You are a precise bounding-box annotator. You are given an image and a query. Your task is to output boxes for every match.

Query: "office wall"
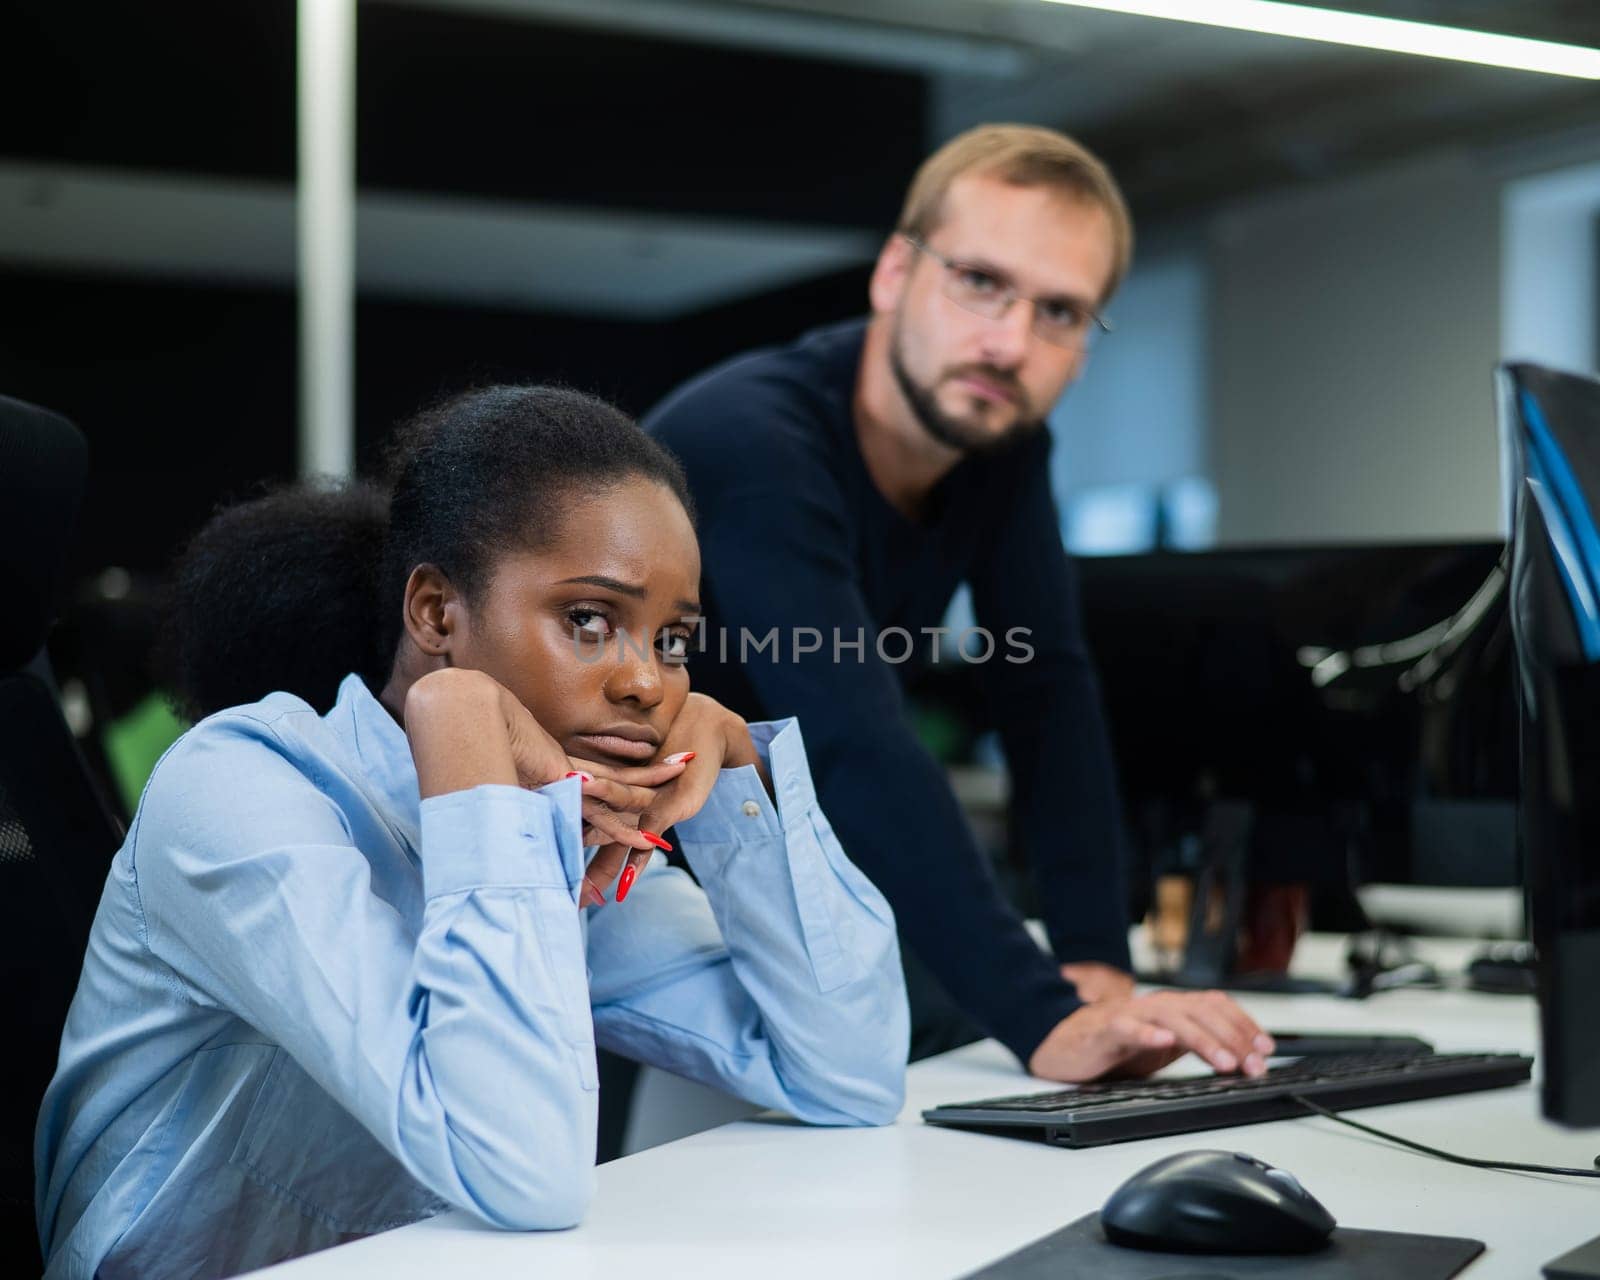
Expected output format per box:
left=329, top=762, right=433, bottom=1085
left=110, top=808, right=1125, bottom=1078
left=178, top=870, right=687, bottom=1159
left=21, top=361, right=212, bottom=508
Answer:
left=1050, top=236, right=1209, bottom=496
left=1210, top=151, right=1503, bottom=545
left=1502, top=157, right=1600, bottom=376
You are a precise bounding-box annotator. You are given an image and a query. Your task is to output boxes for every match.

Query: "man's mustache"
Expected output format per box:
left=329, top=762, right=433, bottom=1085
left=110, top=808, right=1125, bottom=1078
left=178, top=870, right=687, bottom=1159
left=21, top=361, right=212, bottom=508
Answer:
left=944, top=365, right=1026, bottom=407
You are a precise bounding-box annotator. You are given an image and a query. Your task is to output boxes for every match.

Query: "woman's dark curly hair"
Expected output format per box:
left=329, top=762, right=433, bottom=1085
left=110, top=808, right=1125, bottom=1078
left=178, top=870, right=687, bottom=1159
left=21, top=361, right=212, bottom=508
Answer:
left=163, top=385, right=693, bottom=719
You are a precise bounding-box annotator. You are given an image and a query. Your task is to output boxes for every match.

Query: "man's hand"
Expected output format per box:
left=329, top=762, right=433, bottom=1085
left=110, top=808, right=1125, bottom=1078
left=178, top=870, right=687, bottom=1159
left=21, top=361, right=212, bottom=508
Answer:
left=1028, top=989, right=1274, bottom=1083
left=1059, top=962, right=1136, bottom=1003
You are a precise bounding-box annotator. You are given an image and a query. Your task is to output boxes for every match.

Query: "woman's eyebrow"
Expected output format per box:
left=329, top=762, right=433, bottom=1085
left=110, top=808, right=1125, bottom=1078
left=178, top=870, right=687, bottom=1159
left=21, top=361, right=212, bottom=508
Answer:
left=555, top=574, right=702, bottom=613
left=556, top=573, right=646, bottom=598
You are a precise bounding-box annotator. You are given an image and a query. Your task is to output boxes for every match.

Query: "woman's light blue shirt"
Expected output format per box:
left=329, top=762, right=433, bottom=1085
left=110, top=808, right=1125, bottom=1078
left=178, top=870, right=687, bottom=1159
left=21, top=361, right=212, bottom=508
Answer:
left=36, top=674, right=908, bottom=1280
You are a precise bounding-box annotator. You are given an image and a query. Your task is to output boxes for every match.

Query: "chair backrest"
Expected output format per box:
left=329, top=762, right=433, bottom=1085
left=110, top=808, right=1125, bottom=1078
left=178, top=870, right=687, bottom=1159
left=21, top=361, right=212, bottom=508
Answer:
left=1, top=396, right=87, bottom=675
left=0, top=396, right=125, bottom=1270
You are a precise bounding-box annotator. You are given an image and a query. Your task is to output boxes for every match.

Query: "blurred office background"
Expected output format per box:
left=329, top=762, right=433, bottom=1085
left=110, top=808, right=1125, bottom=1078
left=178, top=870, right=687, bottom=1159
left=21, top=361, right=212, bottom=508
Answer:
left=3, top=0, right=1596, bottom=830
left=5, top=0, right=1600, bottom=581
left=4, top=0, right=1596, bottom=792
left=3, top=0, right=1600, bottom=576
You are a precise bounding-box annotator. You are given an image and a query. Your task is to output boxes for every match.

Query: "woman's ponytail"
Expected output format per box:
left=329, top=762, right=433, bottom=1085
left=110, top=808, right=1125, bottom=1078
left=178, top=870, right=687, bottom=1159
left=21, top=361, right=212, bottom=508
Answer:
left=162, top=482, right=390, bottom=719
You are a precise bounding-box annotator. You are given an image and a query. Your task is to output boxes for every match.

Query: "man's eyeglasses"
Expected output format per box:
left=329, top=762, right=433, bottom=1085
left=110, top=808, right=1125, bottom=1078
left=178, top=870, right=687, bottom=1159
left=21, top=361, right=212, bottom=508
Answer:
left=902, top=234, right=1113, bottom=352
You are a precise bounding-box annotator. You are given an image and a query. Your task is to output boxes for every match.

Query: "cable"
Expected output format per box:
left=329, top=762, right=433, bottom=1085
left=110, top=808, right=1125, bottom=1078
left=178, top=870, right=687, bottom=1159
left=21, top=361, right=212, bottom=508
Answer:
left=1287, top=1092, right=1600, bottom=1179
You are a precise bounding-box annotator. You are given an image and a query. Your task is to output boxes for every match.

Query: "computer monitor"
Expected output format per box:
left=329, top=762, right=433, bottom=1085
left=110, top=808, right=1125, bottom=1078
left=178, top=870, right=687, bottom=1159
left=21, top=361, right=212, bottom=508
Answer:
left=1499, top=360, right=1600, bottom=1127
left=1073, top=541, right=1515, bottom=977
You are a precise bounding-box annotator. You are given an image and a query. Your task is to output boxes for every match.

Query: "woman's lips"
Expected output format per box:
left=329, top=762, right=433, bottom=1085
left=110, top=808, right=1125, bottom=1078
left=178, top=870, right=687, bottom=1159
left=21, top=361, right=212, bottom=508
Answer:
left=571, top=733, right=658, bottom=764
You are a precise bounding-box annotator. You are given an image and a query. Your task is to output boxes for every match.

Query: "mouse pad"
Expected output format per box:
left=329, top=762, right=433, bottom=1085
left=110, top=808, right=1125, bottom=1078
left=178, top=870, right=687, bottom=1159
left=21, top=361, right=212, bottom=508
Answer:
left=960, top=1213, right=1485, bottom=1280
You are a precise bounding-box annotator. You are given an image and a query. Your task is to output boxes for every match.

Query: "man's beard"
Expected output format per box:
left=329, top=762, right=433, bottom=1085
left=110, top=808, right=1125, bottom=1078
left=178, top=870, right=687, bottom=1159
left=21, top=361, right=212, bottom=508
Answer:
left=889, top=329, right=1043, bottom=454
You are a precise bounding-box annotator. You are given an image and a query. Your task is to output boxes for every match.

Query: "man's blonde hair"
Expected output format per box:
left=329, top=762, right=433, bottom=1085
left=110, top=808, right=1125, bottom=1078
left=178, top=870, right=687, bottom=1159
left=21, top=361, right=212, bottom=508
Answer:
left=896, top=123, right=1133, bottom=302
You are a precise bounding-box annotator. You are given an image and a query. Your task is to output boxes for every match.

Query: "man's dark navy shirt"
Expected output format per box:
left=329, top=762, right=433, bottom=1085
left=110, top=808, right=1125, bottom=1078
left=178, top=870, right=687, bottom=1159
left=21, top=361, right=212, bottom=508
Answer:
left=645, top=318, right=1130, bottom=1063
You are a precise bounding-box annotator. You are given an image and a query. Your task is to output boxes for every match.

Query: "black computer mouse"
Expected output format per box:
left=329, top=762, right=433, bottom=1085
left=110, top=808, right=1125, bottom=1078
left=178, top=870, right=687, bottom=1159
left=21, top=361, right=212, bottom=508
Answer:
left=1100, top=1150, right=1336, bottom=1254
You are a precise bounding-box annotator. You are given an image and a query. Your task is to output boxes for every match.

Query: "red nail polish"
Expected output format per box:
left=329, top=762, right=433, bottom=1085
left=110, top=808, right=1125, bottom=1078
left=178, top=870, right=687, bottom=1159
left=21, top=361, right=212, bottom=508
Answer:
left=663, top=751, right=696, bottom=765
left=564, top=770, right=594, bottom=782
left=616, top=864, right=637, bottom=902
left=640, top=830, right=673, bottom=852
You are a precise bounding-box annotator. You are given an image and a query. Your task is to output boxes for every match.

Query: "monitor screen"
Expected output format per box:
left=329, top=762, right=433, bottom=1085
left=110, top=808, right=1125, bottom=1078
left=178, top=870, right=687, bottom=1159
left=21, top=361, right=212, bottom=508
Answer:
left=1075, top=542, right=1514, bottom=894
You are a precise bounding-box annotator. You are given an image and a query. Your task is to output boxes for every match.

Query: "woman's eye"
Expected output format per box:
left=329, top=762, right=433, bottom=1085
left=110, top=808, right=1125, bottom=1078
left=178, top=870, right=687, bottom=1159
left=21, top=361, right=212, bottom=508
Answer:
left=568, top=608, right=613, bottom=636
left=658, top=631, right=693, bottom=663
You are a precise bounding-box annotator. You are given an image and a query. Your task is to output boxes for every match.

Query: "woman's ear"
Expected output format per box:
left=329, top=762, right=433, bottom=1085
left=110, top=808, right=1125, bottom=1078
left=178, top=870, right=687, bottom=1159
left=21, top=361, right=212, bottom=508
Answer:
left=401, top=564, right=459, bottom=659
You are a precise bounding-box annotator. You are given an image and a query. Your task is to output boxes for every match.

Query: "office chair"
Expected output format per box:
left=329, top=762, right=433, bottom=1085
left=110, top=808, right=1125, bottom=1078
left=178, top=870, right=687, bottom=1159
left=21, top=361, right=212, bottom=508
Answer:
left=0, top=395, right=126, bottom=1271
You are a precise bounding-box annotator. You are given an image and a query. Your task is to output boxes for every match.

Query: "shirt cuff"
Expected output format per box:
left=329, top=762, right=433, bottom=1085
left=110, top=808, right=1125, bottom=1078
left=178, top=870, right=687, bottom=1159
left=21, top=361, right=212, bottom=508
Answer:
left=672, top=717, right=812, bottom=844
left=419, top=781, right=585, bottom=900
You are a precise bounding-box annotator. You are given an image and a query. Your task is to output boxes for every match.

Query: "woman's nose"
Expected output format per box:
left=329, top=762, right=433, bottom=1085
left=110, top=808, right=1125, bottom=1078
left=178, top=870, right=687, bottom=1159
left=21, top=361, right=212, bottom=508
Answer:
left=603, top=631, right=665, bottom=707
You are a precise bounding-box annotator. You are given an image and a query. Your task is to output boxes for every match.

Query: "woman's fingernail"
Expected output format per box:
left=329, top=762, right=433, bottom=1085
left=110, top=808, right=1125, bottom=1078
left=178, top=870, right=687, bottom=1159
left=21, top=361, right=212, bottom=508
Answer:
left=616, top=864, right=637, bottom=902
left=580, top=876, right=606, bottom=908
left=564, top=770, right=594, bottom=782
left=1214, top=1050, right=1238, bottom=1073
left=640, top=830, right=673, bottom=851
left=662, top=751, right=696, bottom=765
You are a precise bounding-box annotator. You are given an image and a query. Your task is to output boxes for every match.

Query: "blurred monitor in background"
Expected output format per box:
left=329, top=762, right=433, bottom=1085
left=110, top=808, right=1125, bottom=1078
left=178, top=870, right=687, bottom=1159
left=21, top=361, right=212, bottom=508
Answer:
left=1062, top=485, right=1160, bottom=555
left=1161, top=477, right=1220, bottom=551
left=1061, top=477, right=1220, bottom=557
left=1074, top=542, right=1515, bottom=946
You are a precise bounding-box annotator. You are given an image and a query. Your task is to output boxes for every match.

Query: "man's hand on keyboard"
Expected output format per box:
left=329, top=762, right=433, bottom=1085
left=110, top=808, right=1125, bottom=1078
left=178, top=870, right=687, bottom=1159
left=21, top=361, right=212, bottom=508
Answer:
left=1027, top=989, right=1276, bottom=1083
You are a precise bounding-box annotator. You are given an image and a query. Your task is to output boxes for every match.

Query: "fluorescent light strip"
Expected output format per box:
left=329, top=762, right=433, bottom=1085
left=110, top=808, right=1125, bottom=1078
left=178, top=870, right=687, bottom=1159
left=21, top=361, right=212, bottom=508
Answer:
left=1037, top=0, right=1600, bottom=79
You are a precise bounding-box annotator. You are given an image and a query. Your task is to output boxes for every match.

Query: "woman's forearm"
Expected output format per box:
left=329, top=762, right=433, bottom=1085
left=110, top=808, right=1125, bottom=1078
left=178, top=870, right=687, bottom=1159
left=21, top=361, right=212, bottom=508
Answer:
left=670, top=721, right=909, bottom=1124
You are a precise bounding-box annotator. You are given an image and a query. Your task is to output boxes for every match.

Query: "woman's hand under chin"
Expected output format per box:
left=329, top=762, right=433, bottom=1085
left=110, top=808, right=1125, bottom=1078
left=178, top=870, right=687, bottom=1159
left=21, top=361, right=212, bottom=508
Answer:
left=582, top=693, right=769, bottom=907
left=404, top=669, right=687, bottom=909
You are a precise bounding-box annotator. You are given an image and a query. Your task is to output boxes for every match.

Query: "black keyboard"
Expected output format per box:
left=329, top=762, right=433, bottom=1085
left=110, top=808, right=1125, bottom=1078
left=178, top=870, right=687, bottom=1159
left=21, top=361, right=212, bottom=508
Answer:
left=922, top=1051, right=1533, bottom=1147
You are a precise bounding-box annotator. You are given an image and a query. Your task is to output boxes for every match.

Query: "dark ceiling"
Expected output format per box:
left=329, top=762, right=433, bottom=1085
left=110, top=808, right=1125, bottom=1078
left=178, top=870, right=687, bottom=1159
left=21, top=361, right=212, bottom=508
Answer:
left=5, top=0, right=1597, bottom=233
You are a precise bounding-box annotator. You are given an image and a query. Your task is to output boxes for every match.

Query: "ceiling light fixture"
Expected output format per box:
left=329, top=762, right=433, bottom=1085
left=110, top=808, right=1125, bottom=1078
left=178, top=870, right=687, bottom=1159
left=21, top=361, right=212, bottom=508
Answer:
left=1036, top=0, right=1600, bottom=79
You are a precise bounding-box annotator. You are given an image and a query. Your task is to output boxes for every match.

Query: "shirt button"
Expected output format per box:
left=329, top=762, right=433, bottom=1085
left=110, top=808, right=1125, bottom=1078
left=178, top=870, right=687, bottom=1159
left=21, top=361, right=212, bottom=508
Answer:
left=741, top=800, right=761, bottom=818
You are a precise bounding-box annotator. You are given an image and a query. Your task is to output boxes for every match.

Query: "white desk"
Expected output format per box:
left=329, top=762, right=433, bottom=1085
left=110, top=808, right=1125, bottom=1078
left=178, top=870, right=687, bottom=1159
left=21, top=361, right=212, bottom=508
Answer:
left=248, top=936, right=1596, bottom=1279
